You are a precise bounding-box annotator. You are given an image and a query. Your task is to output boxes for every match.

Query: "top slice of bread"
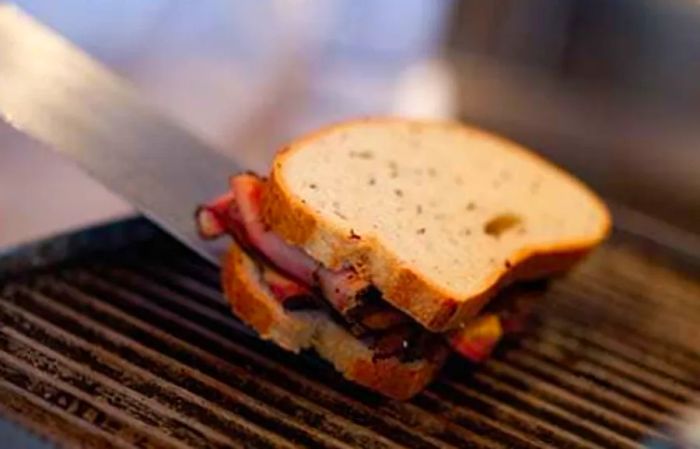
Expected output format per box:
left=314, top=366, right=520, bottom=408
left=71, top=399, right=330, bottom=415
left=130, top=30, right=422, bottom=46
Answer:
left=262, top=118, right=611, bottom=331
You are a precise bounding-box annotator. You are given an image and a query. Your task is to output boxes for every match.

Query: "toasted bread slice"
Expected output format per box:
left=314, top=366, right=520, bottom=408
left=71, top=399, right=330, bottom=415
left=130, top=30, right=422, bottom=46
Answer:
left=222, top=242, right=448, bottom=400
left=262, top=118, right=611, bottom=331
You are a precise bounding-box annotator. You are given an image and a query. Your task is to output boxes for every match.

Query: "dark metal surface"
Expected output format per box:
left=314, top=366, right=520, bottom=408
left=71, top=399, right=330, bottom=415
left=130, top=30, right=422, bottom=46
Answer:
left=0, top=217, right=160, bottom=282
left=0, top=218, right=698, bottom=448
left=0, top=5, right=238, bottom=265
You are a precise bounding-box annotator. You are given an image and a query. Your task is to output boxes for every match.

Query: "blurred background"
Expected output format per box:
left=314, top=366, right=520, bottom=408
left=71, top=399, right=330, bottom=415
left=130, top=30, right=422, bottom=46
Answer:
left=0, top=0, right=698, bottom=250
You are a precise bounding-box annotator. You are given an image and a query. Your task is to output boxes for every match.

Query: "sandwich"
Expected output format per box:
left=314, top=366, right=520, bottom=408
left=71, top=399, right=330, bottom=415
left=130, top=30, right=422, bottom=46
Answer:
left=196, top=118, right=610, bottom=399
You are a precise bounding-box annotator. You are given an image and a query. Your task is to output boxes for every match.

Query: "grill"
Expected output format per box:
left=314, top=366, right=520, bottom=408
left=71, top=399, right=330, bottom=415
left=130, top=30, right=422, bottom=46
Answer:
left=0, top=217, right=698, bottom=448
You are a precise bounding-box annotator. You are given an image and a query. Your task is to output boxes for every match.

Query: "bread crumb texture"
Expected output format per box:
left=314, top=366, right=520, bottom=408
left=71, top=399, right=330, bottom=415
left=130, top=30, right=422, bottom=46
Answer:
left=280, top=119, right=608, bottom=291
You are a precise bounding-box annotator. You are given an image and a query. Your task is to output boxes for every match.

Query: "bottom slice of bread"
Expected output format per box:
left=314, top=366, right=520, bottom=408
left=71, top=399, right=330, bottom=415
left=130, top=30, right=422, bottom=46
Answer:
left=222, top=242, right=447, bottom=400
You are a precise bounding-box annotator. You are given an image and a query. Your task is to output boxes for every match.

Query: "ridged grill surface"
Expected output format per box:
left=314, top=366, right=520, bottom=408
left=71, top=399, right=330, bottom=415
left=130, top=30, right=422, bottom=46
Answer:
left=0, top=230, right=698, bottom=448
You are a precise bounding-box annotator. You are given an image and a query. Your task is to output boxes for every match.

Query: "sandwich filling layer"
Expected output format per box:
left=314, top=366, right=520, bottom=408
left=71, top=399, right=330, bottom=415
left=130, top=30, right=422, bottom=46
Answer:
left=198, top=174, right=537, bottom=362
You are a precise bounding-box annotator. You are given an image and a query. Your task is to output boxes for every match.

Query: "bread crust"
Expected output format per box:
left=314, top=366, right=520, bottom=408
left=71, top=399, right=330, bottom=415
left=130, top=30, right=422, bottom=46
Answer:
left=261, top=117, right=611, bottom=331
left=222, top=245, right=314, bottom=352
left=221, top=242, right=447, bottom=400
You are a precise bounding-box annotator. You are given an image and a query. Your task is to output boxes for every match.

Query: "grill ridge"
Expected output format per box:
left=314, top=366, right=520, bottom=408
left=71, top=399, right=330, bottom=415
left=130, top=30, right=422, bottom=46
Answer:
left=545, top=294, right=700, bottom=371
left=0, top=350, right=189, bottom=449
left=0, top=337, right=222, bottom=449
left=480, top=359, right=668, bottom=441
left=500, top=348, right=680, bottom=428
left=429, top=382, right=605, bottom=449
left=0, top=290, right=305, bottom=449
left=525, top=325, right=698, bottom=401
left=552, top=281, right=700, bottom=352
left=533, top=315, right=700, bottom=389
left=414, top=391, right=551, bottom=449
left=516, top=337, right=687, bottom=415
left=0, top=377, right=135, bottom=449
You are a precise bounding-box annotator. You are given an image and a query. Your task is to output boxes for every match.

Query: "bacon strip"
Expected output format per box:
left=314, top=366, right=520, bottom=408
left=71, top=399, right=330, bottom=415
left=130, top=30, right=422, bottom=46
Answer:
left=195, top=191, right=236, bottom=239
left=231, top=174, right=319, bottom=285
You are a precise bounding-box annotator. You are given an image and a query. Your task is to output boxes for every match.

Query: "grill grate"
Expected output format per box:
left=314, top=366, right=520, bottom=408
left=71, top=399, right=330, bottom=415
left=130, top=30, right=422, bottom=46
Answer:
left=0, top=230, right=698, bottom=448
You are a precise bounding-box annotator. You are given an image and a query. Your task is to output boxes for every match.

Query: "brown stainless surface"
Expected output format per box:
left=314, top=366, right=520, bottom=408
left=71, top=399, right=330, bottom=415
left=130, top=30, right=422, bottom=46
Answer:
left=0, top=224, right=698, bottom=448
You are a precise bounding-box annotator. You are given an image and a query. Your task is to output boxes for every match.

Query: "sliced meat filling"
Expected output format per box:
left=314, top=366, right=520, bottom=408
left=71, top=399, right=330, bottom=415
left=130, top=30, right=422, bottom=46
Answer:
left=254, top=256, right=442, bottom=362
left=198, top=173, right=405, bottom=329
left=197, top=174, right=538, bottom=363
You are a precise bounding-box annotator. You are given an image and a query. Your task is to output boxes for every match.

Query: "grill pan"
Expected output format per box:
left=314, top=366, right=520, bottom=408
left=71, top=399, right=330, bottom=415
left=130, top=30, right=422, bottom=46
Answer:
left=0, top=216, right=698, bottom=448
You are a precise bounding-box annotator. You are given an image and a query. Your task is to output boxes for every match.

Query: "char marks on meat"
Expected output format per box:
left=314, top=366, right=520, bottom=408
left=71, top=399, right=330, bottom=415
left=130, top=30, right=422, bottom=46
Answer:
left=344, top=287, right=411, bottom=331
left=371, top=325, right=414, bottom=361
left=317, top=269, right=372, bottom=314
